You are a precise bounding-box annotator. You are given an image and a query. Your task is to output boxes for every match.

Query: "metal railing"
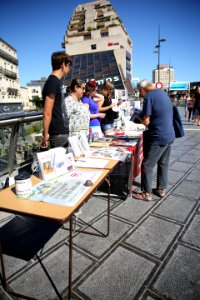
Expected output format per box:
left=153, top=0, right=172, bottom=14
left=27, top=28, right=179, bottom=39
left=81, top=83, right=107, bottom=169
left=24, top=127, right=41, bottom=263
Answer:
left=0, top=110, right=43, bottom=181
left=0, top=67, right=18, bottom=79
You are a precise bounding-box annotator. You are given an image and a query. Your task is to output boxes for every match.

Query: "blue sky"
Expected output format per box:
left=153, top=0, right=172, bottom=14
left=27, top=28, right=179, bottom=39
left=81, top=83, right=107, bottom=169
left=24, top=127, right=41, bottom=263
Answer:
left=1, top=0, right=199, bottom=86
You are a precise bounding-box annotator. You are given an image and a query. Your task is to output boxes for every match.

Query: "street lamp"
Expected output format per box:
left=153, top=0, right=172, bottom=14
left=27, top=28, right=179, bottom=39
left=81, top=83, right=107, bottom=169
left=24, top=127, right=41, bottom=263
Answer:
left=154, top=26, right=166, bottom=82
left=168, top=61, right=171, bottom=94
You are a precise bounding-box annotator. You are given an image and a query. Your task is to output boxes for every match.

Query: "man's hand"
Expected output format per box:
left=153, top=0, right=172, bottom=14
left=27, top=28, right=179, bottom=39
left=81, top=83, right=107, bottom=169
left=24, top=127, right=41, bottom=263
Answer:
left=41, top=134, right=49, bottom=149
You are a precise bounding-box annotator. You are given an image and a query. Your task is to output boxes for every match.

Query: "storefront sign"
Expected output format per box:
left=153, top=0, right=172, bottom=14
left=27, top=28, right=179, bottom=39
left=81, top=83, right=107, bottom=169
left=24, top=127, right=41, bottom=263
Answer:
left=108, top=42, right=119, bottom=46
left=87, top=76, right=120, bottom=85
left=169, top=82, right=190, bottom=91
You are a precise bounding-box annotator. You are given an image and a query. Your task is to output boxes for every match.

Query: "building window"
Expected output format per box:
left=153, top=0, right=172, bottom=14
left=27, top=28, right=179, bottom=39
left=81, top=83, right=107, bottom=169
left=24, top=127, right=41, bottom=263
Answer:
left=84, top=34, right=91, bottom=40
left=91, top=44, right=97, bottom=50
left=101, top=32, right=109, bottom=37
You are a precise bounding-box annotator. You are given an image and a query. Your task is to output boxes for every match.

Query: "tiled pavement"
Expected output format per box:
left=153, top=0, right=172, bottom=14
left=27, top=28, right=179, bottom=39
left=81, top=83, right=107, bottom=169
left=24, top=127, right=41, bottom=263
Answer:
left=0, top=107, right=200, bottom=300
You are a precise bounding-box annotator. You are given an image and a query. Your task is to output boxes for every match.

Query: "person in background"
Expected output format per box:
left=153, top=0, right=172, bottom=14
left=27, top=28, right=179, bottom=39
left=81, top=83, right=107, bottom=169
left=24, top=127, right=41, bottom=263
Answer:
left=98, top=80, right=121, bottom=134
left=63, top=78, right=90, bottom=138
left=132, top=79, right=175, bottom=201
left=187, top=94, right=195, bottom=122
left=184, top=93, right=190, bottom=118
left=193, top=86, right=200, bottom=125
left=81, top=80, right=105, bottom=138
left=41, top=51, right=72, bottom=149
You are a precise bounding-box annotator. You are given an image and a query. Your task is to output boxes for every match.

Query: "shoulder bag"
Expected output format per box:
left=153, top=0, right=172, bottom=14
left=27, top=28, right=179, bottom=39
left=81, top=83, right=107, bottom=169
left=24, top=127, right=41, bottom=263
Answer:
left=173, top=106, right=184, bottom=138
left=112, top=110, right=119, bottom=119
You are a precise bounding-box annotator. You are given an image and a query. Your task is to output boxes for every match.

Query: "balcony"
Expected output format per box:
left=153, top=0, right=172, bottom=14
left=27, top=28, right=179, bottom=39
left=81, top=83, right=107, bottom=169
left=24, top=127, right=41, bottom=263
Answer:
left=95, top=16, right=110, bottom=22
left=71, top=14, right=85, bottom=22
left=0, top=67, right=17, bottom=79
left=74, top=10, right=85, bottom=16
left=0, top=49, right=18, bottom=65
left=7, top=87, right=19, bottom=95
left=97, top=10, right=104, bottom=18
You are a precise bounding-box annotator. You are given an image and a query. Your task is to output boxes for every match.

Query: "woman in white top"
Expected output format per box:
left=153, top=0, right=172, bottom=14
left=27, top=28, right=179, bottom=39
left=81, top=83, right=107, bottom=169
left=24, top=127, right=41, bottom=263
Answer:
left=64, top=78, right=90, bottom=138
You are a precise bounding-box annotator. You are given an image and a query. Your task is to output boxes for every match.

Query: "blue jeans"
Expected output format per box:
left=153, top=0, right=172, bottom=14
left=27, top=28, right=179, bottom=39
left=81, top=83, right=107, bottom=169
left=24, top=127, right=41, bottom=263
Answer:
left=101, top=123, right=114, bottom=132
left=141, top=143, right=172, bottom=193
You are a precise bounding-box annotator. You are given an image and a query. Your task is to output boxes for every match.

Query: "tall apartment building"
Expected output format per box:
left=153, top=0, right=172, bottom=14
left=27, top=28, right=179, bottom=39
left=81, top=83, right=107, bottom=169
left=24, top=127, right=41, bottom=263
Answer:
left=152, top=64, right=175, bottom=90
left=62, top=0, right=134, bottom=93
left=0, top=38, right=22, bottom=113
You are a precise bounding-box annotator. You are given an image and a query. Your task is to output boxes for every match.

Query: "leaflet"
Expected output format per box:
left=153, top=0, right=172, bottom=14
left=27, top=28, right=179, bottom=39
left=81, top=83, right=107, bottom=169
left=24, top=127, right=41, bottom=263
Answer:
left=87, top=148, right=129, bottom=162
left=75, top=158, right=109, bottom=168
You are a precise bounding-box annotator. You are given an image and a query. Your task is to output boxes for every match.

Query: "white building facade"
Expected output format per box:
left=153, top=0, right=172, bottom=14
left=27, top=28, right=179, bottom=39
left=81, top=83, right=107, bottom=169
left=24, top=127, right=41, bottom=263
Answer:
left=0, top=38, right=22, bottom=113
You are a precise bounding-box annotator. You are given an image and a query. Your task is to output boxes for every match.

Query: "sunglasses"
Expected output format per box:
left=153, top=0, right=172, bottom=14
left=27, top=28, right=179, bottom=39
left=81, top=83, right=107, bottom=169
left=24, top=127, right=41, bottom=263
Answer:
left=78, top=86, right=85, bottom=91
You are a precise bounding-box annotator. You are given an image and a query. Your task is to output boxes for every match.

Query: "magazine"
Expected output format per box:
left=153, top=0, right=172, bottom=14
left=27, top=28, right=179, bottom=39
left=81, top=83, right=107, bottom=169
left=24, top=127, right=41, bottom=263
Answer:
left=87, top=148, right=129, bottom=162
left=75, top=157, right=109, bottom=168
left=68, top=133, right=90, bottom=157
left=37, top=147, right=75, bottom=181
left=109, top=140, right=137, bottom=147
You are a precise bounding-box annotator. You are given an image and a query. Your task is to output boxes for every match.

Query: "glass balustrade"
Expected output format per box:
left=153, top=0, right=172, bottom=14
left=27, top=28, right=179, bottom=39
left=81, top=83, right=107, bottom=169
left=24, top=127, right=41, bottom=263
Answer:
left=0, top=111, right=43, bottom=187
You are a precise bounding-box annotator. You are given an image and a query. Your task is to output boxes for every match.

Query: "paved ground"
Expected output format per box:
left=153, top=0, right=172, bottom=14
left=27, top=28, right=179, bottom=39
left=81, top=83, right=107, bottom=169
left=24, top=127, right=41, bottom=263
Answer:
left=0, top=107, right=200, bottom=300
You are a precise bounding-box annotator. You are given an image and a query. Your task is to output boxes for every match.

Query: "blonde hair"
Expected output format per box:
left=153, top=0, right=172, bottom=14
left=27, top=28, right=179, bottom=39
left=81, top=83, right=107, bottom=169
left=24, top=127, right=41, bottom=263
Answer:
left=101, top=80, right=114, bottom=97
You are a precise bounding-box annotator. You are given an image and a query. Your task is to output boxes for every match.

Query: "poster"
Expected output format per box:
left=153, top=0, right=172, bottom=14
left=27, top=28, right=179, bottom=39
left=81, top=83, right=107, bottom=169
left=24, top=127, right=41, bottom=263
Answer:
left=29, top=170, right=103, bottom=207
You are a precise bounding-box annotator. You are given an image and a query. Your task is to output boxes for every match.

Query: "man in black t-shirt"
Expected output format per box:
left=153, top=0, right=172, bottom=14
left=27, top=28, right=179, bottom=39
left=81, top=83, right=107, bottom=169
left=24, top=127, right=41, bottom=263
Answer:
left=41, top=51, right=72, bottom=149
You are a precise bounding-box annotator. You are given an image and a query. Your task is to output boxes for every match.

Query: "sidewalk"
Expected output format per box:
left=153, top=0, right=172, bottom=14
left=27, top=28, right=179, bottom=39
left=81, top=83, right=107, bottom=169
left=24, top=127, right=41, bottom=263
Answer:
left=0, top=106, right=200, bottom=300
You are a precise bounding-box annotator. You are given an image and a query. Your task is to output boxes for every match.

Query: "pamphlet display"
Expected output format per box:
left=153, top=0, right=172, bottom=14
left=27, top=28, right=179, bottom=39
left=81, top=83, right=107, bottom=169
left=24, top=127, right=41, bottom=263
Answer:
left=68, top=132, right=90, bottom=157
left=32, top=146, right=106, bottom=206
left=37, top=147, right=75, bottom=181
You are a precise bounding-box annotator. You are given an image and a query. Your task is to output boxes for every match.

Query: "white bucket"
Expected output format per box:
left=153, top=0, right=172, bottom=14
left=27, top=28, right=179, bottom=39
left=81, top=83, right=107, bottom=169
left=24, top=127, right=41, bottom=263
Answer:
left=15, top=173, right=32, bottom=198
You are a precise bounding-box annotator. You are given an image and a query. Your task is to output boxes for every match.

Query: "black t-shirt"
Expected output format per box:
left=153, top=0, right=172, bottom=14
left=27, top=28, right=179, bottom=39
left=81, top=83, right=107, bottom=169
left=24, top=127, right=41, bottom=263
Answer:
left=194, top=93, right=200, bottom=109
left=42, top=75, right=68, bottom=135
left=100, top=96, right=114, bottom=125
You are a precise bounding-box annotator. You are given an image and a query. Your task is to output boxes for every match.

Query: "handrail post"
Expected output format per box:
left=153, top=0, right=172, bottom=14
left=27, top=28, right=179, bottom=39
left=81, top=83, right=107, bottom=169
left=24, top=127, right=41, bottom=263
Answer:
left=7, top=123, right=20, bottom=176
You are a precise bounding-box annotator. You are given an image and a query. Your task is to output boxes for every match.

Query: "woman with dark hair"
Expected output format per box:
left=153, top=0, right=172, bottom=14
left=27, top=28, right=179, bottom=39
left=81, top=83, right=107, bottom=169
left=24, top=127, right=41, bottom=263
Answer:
left=193, top=86, right=200, bottom=125
left=63, top=78, right=90, bottom=138
left=98, top=80, right=122, bottom=134
left=81, top=80, right=105, bottom=138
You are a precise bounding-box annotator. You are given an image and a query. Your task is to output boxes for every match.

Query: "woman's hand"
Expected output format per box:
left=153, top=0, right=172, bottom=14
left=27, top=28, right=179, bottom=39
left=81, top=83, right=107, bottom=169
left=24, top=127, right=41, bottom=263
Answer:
left=99, top=113, right=106, bottom=119
left=110, top=102, right=115, bottom=108
left=117, top=100, right=122, bottom=106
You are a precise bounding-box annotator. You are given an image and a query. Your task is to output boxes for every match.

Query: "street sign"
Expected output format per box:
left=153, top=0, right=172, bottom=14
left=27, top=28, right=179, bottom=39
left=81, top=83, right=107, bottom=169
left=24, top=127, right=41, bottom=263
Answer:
left=155, top=82, right=163, bottom=89
left=169, top=82, right=190, bottom=91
